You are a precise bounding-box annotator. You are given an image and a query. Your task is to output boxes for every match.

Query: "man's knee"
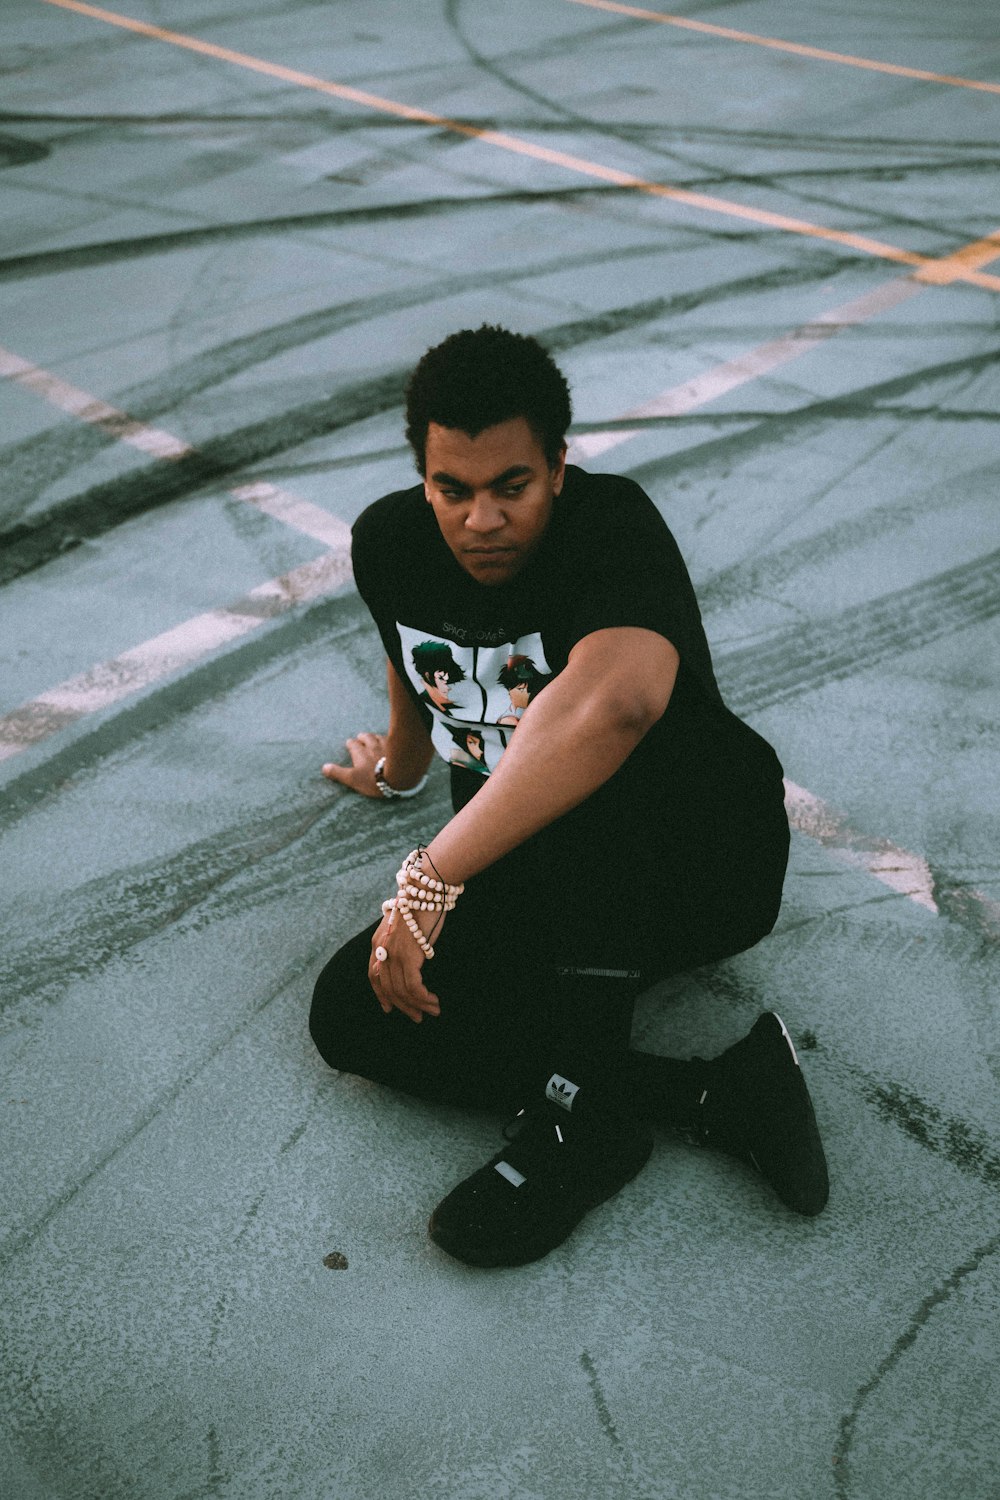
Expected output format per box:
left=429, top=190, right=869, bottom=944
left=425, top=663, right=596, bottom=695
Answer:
left=308, top=927, right=376, bottom=1067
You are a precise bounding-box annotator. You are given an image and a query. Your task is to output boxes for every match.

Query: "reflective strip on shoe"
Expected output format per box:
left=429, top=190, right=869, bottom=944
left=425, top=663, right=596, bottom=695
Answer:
left=494, top=1160, right=527, bottom=1188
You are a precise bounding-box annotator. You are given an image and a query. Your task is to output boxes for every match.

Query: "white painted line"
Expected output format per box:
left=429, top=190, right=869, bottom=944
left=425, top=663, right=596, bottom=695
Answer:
left=0, top=345, right=195, bottom=460
left=0, top=549, right=353, bottom=760
left=782, top=780, right=999, bottom=932
left=228, top=481, right=352, bottom=549
left=0, top=344, right=351, bottom=548
left=784, top=779, right=939, bottom=912
left=569, top=277, right=924, bottom=461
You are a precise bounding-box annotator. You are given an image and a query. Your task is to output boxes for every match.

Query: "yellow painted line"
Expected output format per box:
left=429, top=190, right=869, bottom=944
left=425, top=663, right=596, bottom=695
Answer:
left=564, top=0, right=1000, bottom=96
left=911, top=229, right=1000, bottom=285
left=38, top=0, right=1000, bottom=294
left=572, top=226, right=1000, bottom=458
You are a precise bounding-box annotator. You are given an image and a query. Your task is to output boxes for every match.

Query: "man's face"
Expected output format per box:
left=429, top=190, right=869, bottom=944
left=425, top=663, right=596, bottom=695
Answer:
left=423, top=417, right=565, bottom=585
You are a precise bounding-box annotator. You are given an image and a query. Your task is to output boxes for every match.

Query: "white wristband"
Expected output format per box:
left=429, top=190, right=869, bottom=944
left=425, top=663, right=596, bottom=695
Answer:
left=374, top=756, right=428, bottom=800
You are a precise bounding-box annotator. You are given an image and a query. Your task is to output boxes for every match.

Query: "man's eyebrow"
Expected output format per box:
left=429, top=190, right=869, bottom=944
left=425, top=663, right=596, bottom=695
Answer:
left=431, top=464, right=534, bottom=489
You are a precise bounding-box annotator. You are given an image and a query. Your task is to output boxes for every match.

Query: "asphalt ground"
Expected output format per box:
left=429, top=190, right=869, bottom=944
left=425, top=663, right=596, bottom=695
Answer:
left=1, top=2, right=998, bottom=1497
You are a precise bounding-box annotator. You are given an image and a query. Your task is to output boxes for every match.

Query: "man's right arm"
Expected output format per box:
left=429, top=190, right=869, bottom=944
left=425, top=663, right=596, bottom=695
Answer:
left=321, top=659, right=434, bottom=798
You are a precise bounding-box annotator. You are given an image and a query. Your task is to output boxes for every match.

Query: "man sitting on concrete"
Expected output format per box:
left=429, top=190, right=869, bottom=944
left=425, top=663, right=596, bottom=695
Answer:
left=310, top=324, right=828, bottom=1268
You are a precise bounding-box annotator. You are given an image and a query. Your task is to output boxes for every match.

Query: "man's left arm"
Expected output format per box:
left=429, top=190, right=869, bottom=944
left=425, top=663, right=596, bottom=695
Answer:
left=425, top=627, right=679, bottom=885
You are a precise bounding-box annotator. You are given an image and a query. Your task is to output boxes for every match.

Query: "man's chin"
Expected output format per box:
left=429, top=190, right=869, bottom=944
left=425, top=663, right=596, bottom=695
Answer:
left=460, top=550, right=521, bottom=582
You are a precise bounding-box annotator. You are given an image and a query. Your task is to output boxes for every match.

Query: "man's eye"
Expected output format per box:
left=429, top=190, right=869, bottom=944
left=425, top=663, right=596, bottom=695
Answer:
left=500, top=483, right=528, bottom=497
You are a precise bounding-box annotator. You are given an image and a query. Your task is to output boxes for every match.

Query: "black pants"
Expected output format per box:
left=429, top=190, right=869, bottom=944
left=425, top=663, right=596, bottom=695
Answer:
left=310, top=761, right=790, bottom=1115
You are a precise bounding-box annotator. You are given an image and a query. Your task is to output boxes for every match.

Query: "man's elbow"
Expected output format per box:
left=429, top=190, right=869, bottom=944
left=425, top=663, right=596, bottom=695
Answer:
left=601, top=684, right=670, bottom=739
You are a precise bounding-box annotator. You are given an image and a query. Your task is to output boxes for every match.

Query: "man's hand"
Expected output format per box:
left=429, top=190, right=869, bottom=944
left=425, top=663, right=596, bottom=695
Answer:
left=321, top=732, right=388, bottom=798
left=368, top=903, right=444, bottom=1023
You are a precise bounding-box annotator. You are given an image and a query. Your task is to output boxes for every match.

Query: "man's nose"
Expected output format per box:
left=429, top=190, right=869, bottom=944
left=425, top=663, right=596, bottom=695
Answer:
left=465, top=493, right=505, bottom=532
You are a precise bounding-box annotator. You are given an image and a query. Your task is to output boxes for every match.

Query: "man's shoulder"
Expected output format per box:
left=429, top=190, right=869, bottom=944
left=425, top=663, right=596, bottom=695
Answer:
left=352, top=481, right=425, bottom=544
left=351, top=481, right=429, bottom=605
left=561, top=465, right=672, bottom=541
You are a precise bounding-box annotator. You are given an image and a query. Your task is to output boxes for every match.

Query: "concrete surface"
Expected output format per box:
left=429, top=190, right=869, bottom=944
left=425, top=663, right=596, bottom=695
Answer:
left=1, top=1, right=998, bottom=1497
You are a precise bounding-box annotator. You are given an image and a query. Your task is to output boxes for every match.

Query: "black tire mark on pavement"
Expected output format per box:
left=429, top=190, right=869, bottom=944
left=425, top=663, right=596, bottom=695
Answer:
left=0, top=721, right=454, bottom=1269
left=628, top=347, right=1000, bottom=496
left=579, top=1351, right=624, bottom=1452
left=869, top=1080, right=1000, bottom=1189
left=634, top=435, right=993, bottom=632
left=0, top=801, right=338, bottom=1019
left=0, top=368, right=407, bottom=584
left=1, top=173, right=717, bottom=288
left=0, top=135, right=49, bottom=168
left=2, top=113, right=980, bottom=285
left=3, top=243, right=827, bottom=526
left=0, top=588, right=372, bottom=836
left=574, top=405, right=1000, bottom=434
left=0, top=767, right=446, bottom=1023
left=832, top=1235, right=1000, bottom=1497
left=717, top=547, right=1000, bottom=716
left=0, top=188, right=629, bottom=284
left=5, top=109, right=994, bottom=158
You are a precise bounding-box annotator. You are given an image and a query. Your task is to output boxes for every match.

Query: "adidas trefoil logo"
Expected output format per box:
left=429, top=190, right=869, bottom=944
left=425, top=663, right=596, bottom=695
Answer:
left=546, top=1074, right=580, bottom=1112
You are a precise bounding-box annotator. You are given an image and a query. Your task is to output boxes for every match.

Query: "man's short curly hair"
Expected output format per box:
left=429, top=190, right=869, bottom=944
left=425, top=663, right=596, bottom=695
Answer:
left=405, top=325, right=572, bottom=474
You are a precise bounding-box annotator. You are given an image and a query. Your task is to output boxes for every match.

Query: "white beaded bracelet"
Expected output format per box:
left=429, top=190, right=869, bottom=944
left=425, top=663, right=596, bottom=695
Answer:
left=398, top=849, right=463, bottom=901
left=378, top=848, right=464, bottom=962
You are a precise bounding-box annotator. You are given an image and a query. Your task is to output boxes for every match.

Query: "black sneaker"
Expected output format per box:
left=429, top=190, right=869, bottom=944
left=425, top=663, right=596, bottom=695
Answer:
left=696, top=1012, right=829, bottom=1216
left=428, top=1074, right=654, bottom=1267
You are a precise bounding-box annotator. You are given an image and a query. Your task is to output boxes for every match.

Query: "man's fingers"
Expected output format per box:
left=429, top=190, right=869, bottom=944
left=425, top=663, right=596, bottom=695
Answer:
left=321, top=761, right=349, bottom=783
left=374, top=959, right=440, bottom=1019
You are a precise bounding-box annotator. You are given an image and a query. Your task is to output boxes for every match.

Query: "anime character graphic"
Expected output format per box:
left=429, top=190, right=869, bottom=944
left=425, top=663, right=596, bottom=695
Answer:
left=411, top=640, right=467, bottom=712
left=497, top=654, right=552, bottom=725
left=396, top=625, right=554, bottom=775
left=446, top=724, right=489, bottom=775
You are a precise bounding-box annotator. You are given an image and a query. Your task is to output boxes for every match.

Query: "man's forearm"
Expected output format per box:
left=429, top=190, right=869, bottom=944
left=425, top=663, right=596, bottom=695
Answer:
left=384, top=659, right=434, bottom=788
left=425, top=684, right=651, bottom=885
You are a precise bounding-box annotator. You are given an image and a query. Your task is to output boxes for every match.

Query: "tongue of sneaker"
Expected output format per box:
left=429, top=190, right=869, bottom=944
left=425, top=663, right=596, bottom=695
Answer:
left=545, top=1073, right=581, bottom=1112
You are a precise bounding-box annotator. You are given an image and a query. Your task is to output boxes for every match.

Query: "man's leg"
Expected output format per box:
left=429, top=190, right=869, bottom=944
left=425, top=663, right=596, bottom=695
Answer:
left=310, top=777, right=826, bottom=1264
left=619, top=794, right=828, bottom=1217
left=309, top=919, right=545, bottom=1113
left=426, top=776, right=827, bottom=1264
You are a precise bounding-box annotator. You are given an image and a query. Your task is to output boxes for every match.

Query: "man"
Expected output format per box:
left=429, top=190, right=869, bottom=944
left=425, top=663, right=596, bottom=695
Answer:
left=310, top=325, right=828, bottom=1268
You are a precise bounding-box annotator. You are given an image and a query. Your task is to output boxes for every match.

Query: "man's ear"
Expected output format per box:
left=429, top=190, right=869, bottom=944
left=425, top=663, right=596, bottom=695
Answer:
left=551, top=441, right=568, bottom=495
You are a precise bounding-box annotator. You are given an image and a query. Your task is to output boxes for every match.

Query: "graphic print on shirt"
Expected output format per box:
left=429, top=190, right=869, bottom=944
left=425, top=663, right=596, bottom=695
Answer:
left=397, top=624, right=553, bottom=776
left=496, top=654, right=553, bottom=725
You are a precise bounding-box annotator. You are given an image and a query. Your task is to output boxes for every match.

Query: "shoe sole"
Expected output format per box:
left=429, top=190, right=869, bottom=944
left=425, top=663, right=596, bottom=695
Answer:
left=772, top=1011, right=800, bottom=1067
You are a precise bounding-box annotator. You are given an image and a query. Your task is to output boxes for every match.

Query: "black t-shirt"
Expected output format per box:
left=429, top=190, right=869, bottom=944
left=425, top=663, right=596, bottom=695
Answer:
left=351, top=466, right=781, bottom=816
